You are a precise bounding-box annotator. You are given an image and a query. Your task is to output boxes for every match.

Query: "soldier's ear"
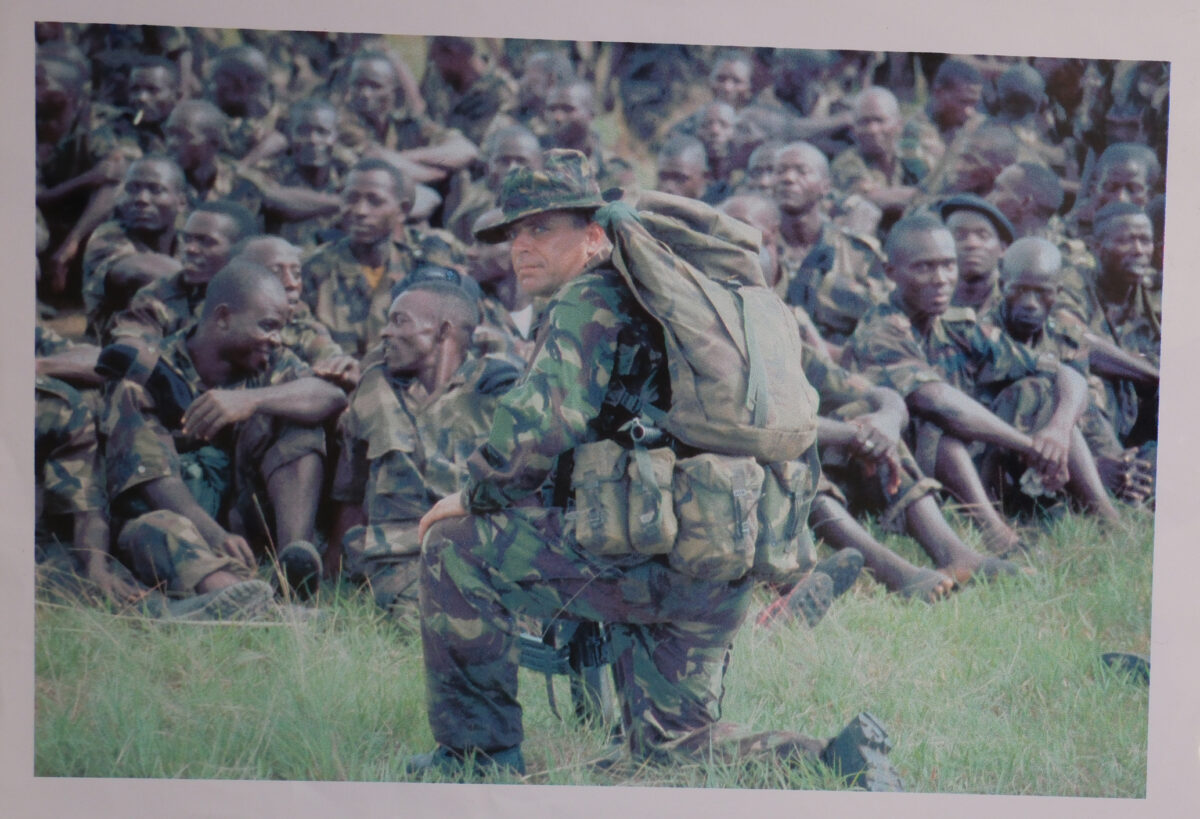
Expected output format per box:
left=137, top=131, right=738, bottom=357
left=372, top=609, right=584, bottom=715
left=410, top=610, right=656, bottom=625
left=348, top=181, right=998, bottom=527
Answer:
left=212, top=302, right=232, bottom=329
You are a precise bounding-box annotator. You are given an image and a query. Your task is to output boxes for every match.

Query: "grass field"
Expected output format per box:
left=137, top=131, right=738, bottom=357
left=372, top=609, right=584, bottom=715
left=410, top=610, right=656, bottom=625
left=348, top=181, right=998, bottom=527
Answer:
left=34, top=504, right=1152, bottom=795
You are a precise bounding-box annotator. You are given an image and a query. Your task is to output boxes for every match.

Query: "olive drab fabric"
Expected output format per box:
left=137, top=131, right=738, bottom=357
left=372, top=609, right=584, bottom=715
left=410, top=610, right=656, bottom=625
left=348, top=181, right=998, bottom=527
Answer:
left=594, top=192, right=819, bottom=463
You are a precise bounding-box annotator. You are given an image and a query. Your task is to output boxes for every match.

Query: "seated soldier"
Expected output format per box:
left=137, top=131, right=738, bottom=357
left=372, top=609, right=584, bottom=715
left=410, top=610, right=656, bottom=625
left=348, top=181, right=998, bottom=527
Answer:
left=99, top=260, right=347, bottom=606
left=987, top=238, right=1153, bottom=504
left=229, top=235, right=360, bottom=390
left=236, top=98, right=346, bottom=252
left=206, top=45, right=287, bottom=165
left=328, top=280, right=520, bottom=617
left=163, top=100, right=249, bottom=208
left=337, top=49, right=478, bottom=186
left=831, top=87, right=926, bottom=226
left=772, top=141, right=890, bottom=350
left=36, top=49, right=135, bottom=295
left=300, top=159, right=420, bottom=358
left=1056, top=203, right=1160, bottom=450
left=422, top=36, right=518, bottom=148
left=105, top=56, right=182, bottom=156
left=939, top=194, right=1014, bottom=315
left=899, top=57, right=985, bottom=172
left=109, top=200, right=258, bottom=344
left=846, top=215, right=1119, bottom=556
left=721, top=196, right=1001, bottom=600
left=82, top=156, right=188, bottom=341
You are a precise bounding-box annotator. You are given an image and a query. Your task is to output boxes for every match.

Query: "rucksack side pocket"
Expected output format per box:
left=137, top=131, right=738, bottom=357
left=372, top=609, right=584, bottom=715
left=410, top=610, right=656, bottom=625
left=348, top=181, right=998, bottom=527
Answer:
left=571, top=439, right=631, bottom=556
left=754, top=454, right=818, bottom=584
left=626, top=446, right=677, bottom=555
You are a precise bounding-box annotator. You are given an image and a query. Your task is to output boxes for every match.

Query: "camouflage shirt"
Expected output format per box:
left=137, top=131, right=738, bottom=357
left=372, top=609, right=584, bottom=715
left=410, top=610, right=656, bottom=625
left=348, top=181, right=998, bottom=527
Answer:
left=36, top=375, right=105, bottom=519
left=109, top=269, right=206, bottom=344
left=463, top=265, right=667, bottom=512
left=776, top=221, right=890, bottom=344
left=300, top=236, right=420, bottom=358
left=332, top=354, right=520, bottom=530
left=81, top=218, right=180, bottom=340
left=846, top=293, right=1056, bottom=405
left=337, top=105, right=459, bottom=158
left=281, top=301, right=345, bottom=366
left=423, top=67, right=518, bottom=147
left=830, top=145, right=926, bottom=198
left=1055, top=270, right=1162, bottom=365
left=237, top=153, right=349, bottom=251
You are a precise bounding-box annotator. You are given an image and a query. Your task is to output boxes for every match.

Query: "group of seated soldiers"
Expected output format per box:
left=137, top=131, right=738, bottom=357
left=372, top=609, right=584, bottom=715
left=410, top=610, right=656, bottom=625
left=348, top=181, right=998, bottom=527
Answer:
left=34, top=26, right=1164, bottom=622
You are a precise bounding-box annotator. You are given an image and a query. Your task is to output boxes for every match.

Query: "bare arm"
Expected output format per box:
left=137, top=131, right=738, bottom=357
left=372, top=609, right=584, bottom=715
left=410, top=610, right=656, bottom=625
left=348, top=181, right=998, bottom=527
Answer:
left=908, top=380, right=1033, bottom=454
left=1084, top=332, right=1159, bottom=385
left=181, top=376, right=347, bottom=440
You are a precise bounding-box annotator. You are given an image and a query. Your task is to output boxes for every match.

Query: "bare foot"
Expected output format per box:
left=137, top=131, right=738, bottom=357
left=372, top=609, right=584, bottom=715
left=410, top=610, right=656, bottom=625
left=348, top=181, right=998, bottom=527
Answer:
left=896, top=568, right=955, bottom=603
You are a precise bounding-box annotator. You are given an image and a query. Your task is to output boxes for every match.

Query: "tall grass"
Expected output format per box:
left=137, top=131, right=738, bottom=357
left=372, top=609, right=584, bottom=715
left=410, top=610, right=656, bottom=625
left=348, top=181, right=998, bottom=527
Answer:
left=34, top=505, right=1152, bottom=795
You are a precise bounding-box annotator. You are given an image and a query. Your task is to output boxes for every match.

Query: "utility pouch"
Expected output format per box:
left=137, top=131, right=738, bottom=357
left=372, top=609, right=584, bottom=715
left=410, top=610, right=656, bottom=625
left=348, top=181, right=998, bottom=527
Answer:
left=754, top=454, right=818, bottom=584
left=626, top=445, right=677, bottom=555
left=571, top=440, right=631, bottom=556
left=670, top=453, right=763, bottom=581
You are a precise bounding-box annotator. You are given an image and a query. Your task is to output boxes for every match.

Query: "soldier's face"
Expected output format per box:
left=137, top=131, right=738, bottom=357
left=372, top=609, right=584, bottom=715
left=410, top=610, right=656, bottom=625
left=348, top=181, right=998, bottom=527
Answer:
left=165, top=109, right=215, bottom=171
left=128, top=67, right=178, bottom=125
left=773, top=146, right=830, bottom=214
left=289, top=108, right=338, bottom=169
left=698, top=105, right=735, bottom=157
left=986, top=166, right=1026, bottom=224
left=221, top=284, right=288, bottom=375
left=341, top=170, right=405, bottom=246
left=181, top=212, right=238, bottom=284
left=545, top=88, right=591, bottom=147
left=1098, top=215, right=1154, bottom=284
left=486, top=136, right=541, bottom=191
left=744, top=149, right=777, bottom=194
left=507, top=211, right=600, bottom=297
left=656, top=155, right=708, bottom=200
left=1096, top=162, right=1151, bottom=209
left=709, top=60, right=752, bottom=108
left=382, top=290, right=440, bottom=376
left=348, top=59, right=398, bottom=121
left=932, top=81, right=982, bottom=128
left=1003, top=267, right=1059, bottom=342
left=119, top=161, right=186, bottom=233
left=946, top=210, right=1005, bottom=282
left=852, top=95, right=900, bottom=160
left=240, top=242, right=303, bottom=309
left=888, top=229, right=959, bottom=321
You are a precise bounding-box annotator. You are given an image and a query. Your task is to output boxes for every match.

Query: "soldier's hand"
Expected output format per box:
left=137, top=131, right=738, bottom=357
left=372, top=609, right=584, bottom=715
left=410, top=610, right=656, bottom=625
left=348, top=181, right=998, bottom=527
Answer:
left=313, top=355, right=361, bottom=389
left=82, top=555, right=141, bottom=604
left=216, top=532, right=256, bottom=570
left=182, top=390, right=260, bottom=440
left=418, top=491, right=468, bottom=545
left=1028, top=427, right=1071, bottom=491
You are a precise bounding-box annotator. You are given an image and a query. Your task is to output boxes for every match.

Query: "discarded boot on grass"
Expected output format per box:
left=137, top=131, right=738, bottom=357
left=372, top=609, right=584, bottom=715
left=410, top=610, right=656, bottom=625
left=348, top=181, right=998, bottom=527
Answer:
left=820, top=711, right=904, bottom=792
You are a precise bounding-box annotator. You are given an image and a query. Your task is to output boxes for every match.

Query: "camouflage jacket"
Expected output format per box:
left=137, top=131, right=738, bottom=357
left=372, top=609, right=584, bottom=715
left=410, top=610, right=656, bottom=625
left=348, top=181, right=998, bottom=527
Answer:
left=281, top=302, right=345, bottom=366
left=846, top=293, right=1057, bottom=405
left=300, top=237, right=420, bottom=358
left=36, top=375, right=104, bottom=519
left=1055, top=270, right=1162, bottom=365
left=776, top=221, right=890, bottom=344
left=238, top=153, right=349, bottom=251
left=81, top=218, right=179, bottom=340
left=463, top=265, right=667, bottom=512
left=337, top=105, right=459, bottom=157
left=830, top=144, right=926, bottom=198
left=109, top=269, right=206, bottom=344
left=332, top=354, right=520, bottom=530
left=424, top=68, right=518, bottom=147
left=99, top=329, right=311, bottom=506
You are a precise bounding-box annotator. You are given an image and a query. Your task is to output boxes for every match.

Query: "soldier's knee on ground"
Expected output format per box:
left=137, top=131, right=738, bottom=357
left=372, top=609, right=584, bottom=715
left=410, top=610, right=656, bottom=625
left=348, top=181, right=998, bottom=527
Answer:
left=117, top=510, right=252, bottom=595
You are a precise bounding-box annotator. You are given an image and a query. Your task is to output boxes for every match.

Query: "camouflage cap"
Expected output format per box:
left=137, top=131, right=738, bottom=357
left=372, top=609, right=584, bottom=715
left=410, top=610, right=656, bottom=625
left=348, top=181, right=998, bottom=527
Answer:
left=474, top=149, right=606, bottom=244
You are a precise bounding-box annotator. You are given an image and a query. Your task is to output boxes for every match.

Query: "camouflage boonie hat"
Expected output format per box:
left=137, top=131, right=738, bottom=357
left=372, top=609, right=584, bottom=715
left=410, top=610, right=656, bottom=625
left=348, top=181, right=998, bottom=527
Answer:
left=474, top=149, right=606, bottom=243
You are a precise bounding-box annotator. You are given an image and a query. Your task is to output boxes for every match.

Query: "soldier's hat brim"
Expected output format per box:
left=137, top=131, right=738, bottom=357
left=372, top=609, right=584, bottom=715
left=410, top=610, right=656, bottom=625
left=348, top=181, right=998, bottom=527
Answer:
left=936, top=194, right=1016, bottom=245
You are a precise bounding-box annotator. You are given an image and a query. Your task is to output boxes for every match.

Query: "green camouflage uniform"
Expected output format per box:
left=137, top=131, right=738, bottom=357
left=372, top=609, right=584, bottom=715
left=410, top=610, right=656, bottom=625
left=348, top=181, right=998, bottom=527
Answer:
left=981, top=303, right=1125, bottom=462
left=300, top=237, right=420, bottom=358
left=81, top=218, right=179, bottom=342
left=336, top=106, right=460, bottom=159
left=829, top=145, right=927, bottom=198
left=421, top=263, right=766, bottom=759
left=109, top=269, right=205, bottom=344
left=99, top=330, right=323, bottom=593
left=1054, top=269, right=1160, bottom=444
left=845, top=294, right=1059, bottom=478
left=776, top=222, right=890, bottom=344
left=332, top=354, right=518, bottom=616
left=280, top=301, right=345, bottom=367
left=36, top=375, right=105, bottom=526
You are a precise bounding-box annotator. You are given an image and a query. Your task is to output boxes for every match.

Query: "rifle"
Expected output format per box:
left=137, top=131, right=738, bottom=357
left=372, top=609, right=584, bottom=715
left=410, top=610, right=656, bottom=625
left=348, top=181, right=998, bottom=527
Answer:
left=519, top=620, right=617, bottom=727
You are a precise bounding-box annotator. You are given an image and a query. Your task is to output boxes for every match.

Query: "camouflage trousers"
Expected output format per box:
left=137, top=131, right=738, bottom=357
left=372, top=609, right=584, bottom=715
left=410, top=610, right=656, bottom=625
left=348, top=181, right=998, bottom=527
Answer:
left=420, top=505, right=756, bottom=759
left=116, top=509, right=257, bottom=593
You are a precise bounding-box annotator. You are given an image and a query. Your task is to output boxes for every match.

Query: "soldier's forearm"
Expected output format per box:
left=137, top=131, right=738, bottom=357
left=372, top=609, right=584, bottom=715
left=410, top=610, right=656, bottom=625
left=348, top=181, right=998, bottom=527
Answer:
left=908, top=381, right=1032, bottom=454
left=138, top=475, right=228, bottom=548
left=1084, top=333, right=1159, bottom=385
left=245, top=377, right=348, bottom=424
